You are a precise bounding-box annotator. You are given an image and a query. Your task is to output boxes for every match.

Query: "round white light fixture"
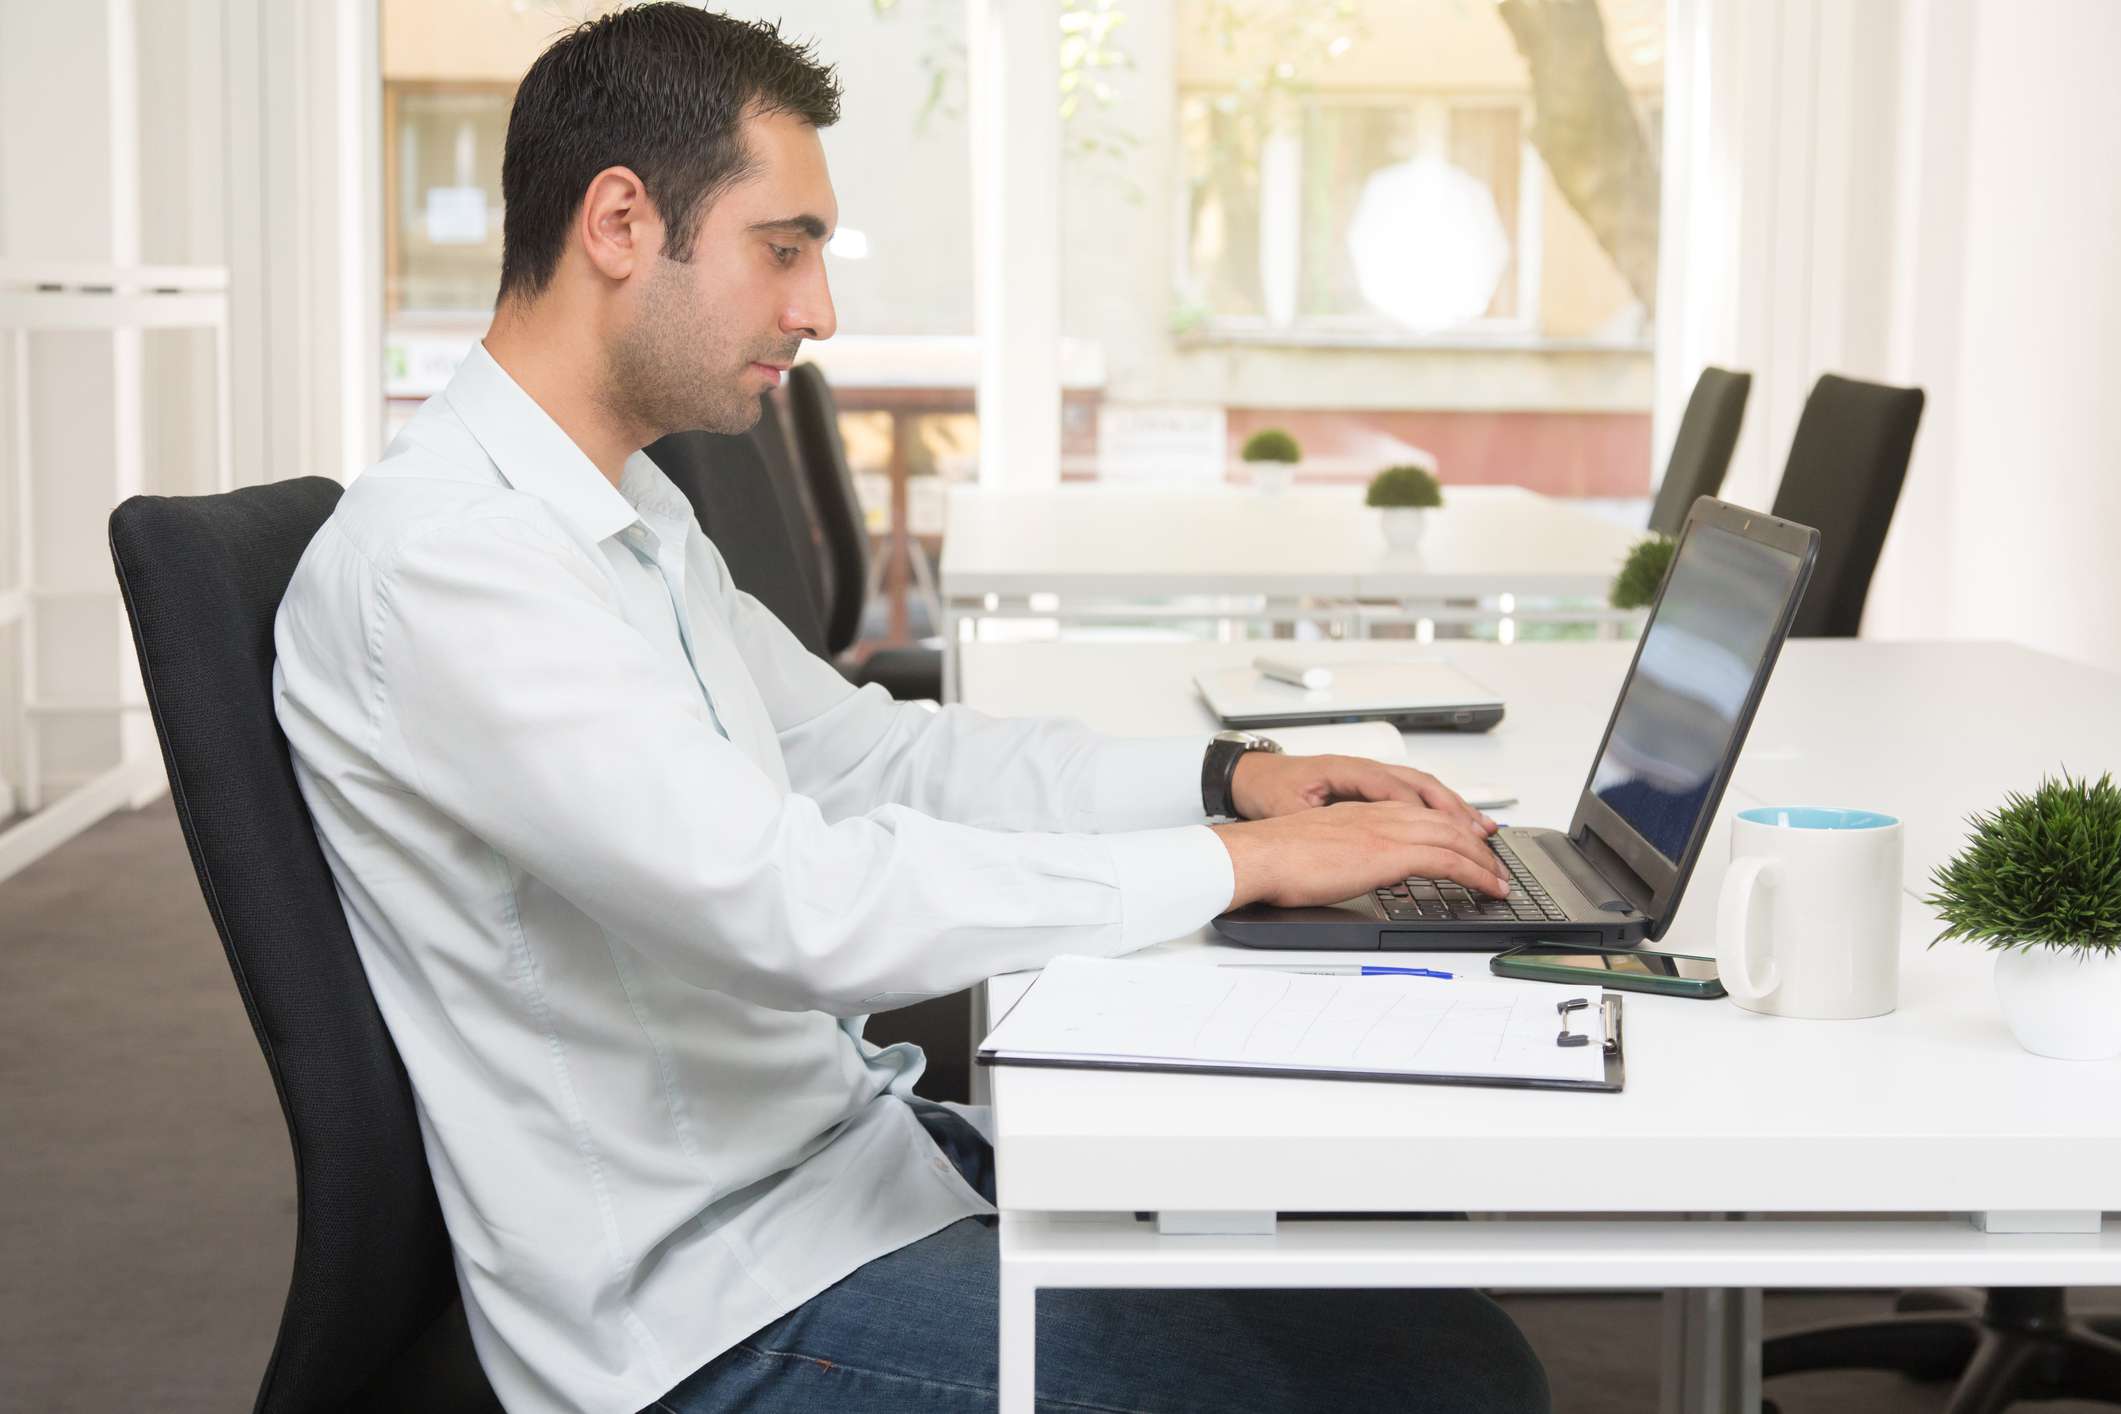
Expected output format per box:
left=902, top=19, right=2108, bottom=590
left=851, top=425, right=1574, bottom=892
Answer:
left=1345, top=156, right=1509, bottom=332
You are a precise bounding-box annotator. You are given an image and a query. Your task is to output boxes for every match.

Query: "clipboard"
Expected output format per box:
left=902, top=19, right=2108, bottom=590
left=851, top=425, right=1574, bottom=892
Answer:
left=977, top=961, right=1626, bottom=1094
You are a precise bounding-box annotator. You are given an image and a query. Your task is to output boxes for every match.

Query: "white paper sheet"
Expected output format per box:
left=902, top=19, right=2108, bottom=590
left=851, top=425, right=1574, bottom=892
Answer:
left=983, top=956, right=1608, bottom=1085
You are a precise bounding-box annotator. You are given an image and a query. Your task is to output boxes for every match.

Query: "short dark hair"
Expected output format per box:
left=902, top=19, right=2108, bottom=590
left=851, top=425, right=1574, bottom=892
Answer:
left=497, top=4, right=841, bottom=306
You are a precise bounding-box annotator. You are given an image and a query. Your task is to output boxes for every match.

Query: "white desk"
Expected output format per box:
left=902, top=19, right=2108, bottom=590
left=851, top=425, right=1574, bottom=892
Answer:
left=960, top=638, right=2121, bottom=1414
left=938, top=485, right=1645, bottom=696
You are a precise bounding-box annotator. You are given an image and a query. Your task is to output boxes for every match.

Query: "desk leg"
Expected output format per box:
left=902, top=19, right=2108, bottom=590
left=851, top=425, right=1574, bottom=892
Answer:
left=943, top=606, right=963, bottom=704
left=997, top=1214, right=1037, bottom=1414
left=968, top=985, right=991, bottom=1105
left=1659, top=1288, right=1761, bottom=1414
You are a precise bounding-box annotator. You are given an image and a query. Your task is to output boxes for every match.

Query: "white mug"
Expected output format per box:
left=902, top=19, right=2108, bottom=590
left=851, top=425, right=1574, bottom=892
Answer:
left=1716, top=807, right=1904, bottom=1018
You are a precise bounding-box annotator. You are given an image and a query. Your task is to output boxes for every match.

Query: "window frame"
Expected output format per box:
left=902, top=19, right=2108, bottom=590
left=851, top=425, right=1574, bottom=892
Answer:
left=1176, top=84, right=1657, bottom=351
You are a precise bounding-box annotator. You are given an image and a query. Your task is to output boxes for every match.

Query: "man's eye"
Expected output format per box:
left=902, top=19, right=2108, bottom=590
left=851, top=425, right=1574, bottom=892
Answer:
left=771, top=245, right=799, bottom=265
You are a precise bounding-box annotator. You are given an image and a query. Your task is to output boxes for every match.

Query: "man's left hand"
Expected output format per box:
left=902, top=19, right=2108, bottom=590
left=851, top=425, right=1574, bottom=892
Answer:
left=1229, top=752, right=1496, bottom=836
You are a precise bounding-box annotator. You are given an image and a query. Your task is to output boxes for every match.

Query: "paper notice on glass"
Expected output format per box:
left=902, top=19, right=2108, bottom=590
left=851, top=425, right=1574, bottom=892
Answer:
left=425, top=186, right=490, bottom=245
left=1096, top=403, right=1228, bottom=483
left=981, top=956, right=1609, bottom=1087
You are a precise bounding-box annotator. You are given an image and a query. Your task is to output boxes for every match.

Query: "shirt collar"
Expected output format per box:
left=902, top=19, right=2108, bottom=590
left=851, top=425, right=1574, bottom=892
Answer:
left=444, top=341, right=645, bottom=545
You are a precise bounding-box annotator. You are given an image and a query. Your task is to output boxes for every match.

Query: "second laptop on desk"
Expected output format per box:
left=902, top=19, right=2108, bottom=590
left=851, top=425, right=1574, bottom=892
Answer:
left=1195, top=658, right=1506, bottom=733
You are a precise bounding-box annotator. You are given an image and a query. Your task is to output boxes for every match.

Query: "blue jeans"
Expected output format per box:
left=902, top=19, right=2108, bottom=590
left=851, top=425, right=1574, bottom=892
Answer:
left=653, top=1105, right=1550, bottom=1413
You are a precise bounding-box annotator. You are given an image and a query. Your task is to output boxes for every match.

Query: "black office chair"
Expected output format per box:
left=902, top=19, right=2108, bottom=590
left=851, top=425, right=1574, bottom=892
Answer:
left=785, top=362, right=945, bottom=702
left=1769, top=374, right=1924, bottom=638
left=110, top=480, right=501, bottom=1413
left=1647, top=366, right=1751, bottom=537
left=647, top=403, right=831, bottom=657
left=1763, top=1289, right=2121, bottom=1411
left=755, top=390, right=837, bottom=630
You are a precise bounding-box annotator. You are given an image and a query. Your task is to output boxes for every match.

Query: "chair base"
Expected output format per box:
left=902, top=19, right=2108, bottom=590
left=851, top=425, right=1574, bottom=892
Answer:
left=1762, top=1287, right=2121, bottom=1414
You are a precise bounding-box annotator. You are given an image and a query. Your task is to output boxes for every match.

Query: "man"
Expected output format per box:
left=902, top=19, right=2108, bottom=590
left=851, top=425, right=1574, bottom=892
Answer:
left=274, top=7, right=1547, bottom=1412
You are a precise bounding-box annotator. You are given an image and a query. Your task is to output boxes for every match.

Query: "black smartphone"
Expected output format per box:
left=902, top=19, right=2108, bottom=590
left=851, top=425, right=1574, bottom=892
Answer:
left=1490, top=941, right=1726, bottom=999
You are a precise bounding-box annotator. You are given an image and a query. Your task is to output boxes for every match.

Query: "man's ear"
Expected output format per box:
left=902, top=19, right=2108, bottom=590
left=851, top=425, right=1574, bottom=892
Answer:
left=577, top=165, right=659, bottom=282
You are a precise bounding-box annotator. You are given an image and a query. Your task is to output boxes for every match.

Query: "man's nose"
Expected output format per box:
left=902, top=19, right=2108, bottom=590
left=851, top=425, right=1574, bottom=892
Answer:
left=785, top=263, right=837, bottom=343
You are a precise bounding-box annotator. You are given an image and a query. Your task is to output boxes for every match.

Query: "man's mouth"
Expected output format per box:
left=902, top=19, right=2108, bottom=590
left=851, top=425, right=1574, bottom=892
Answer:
left=750, top=361, right=790, bottom=387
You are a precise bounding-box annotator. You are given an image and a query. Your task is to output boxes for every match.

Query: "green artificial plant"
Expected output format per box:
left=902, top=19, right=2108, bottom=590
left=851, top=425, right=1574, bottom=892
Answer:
left=1239, top=428, right=1301, bottom=464
left=1926, top=771, right=2121, bottom=954
left=1609, top=534, right=1676, bottom=610
left=1364, top=465, right=1443, bottom=510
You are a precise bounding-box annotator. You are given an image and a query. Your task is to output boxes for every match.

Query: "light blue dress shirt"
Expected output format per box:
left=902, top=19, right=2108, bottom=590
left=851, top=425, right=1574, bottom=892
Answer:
left=270, top=344, right=1233, bottom=1413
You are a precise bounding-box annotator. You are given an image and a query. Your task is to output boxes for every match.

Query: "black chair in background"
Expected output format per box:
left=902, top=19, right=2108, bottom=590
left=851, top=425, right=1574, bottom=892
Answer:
left=753, top=390, right=837, bottom=631
left=785, top=362, right=945, bottom=702
left=647, top=403, right=831, bottom=657
left=1647, top=366, right=1751, bottom=537
left=110, top=480, right=500, bottom=1413
left=1769, top=373, right=1925, bottom=638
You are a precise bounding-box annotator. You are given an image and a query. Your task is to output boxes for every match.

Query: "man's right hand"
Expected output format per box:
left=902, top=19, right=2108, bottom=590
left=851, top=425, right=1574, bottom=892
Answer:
left=1210, top=800, right=1511, bottom=911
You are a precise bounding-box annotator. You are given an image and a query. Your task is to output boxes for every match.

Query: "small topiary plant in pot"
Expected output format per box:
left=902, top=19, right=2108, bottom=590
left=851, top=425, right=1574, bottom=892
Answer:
left=1365, top=464, right=1444, bottom=549
left=1926, top=770, right=2121, bottom=1059
left=1610, top=534, right=1676, bottom=610
left=1239, top=427, right=1301, bottom=492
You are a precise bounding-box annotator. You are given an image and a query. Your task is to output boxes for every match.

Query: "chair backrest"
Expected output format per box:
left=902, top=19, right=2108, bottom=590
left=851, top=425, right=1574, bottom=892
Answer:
left=1769, top=373, right=1925, bottom=638
left=1648, top=366, right=1751, bottom=537
left=109, top=479, right=497, bottom=1413
left=646, top=403, right=830, bottom=657
left=755, top=390, right=836, bottom=626
left=785, top=362, right=869, bottom=656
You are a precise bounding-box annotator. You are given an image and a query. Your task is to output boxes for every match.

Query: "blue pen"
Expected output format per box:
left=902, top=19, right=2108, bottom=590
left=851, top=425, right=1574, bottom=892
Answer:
left=1221, top=964, right=1454, bottom=979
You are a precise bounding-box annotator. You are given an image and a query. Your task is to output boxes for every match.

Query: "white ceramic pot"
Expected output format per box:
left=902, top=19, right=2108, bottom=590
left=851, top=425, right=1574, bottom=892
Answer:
left=1379, top=507, right=1429, bottom=549
left=1992, top=944, right=2121, bottom=1060
left=1249, top=462, right=1295, bottom=494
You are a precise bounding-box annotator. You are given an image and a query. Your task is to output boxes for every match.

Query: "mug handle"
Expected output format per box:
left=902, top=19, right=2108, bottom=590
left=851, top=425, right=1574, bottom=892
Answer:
left=1717, top=856, right=1781, bottom=1003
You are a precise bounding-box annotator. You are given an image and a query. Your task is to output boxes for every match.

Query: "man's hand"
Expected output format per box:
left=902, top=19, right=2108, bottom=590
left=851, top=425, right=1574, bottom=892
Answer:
left=1230, top=751, right=1495, bottom=836
left=1211, top=800, right=1511, bottom=910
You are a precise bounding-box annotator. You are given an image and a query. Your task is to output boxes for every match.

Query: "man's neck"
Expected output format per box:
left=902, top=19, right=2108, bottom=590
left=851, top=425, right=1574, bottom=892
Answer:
left=481, top=304, right=640, bottom=489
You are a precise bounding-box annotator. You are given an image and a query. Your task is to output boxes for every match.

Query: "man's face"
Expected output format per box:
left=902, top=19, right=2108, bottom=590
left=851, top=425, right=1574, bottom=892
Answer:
left=605, top=109, right=839, bottom=438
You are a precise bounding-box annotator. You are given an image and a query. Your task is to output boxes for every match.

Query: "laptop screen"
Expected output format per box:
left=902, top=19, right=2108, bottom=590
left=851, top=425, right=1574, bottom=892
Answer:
left=1587, top=522, right=1808, bottom=864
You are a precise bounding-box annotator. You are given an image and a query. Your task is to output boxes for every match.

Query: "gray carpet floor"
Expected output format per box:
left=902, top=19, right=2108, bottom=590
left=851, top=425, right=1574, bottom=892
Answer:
left=2, top=799, right=2113, bottom=1413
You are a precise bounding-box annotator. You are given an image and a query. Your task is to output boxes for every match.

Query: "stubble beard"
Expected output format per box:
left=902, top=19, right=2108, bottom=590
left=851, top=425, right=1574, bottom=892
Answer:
left=604, top=256, right=769, bottom=440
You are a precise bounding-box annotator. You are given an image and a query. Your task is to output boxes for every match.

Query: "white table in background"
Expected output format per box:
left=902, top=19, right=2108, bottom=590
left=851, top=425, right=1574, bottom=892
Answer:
left=938, top=484, right=1644, bottom=697
left=958, top=637, right=2121, bottom=1414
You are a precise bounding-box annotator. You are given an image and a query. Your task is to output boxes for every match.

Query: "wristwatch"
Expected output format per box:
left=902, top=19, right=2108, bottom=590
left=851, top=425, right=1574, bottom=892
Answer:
left=1201, top=729, right=1283, bottom=820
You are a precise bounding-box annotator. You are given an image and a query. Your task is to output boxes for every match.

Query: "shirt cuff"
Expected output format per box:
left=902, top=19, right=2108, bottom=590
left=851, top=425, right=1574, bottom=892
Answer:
left=1086, top=734, right=1218, bottom=831
left=1104, top=824, right=1235, bottom=950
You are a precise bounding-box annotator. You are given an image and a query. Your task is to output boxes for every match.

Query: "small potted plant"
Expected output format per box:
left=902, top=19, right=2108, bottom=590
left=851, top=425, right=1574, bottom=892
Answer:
left=1365, top=464, right=1443, bottom=548
left=1610, top=534, right=1676, bottom=610
left=1927, top=771, right=2121, bottom=1060
left=1240, top=427, right=1301, bottom=494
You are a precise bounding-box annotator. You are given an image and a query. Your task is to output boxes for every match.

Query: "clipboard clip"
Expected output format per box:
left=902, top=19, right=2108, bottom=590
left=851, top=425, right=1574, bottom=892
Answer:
left=1556, top=996, right=1624, bottom=1055
left=1555, top=998, right=1591, bottom=1047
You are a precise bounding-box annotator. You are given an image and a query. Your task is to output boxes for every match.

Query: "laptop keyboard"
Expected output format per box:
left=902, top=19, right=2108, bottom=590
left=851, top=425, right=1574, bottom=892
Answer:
left=1375, top=834, right=1569, bottom=925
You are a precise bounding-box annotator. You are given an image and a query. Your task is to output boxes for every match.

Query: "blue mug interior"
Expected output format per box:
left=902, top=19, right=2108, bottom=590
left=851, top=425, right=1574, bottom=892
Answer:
left=1738, top=806, right=1899, bottom=830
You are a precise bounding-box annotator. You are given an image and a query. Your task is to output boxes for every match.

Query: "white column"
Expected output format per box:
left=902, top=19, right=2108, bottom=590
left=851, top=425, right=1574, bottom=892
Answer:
left=223, top=0, right=381, bottom=490
left=968, top=0, right=1061, bottom=489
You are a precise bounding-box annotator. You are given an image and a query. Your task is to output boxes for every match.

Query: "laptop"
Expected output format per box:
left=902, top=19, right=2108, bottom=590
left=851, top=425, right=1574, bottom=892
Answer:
left=1194, top=659, right=1506, bottom=733
left=1212, top=497, right=1819, bottom=951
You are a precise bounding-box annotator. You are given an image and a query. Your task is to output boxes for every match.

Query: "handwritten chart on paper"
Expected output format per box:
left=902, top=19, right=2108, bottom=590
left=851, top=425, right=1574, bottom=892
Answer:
left=982, top=955, right=1606, bottom=1086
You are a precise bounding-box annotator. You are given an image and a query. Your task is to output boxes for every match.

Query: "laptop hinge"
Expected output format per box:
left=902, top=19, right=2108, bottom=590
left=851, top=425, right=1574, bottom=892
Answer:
left=1572, top=825, right=1657, bottom=914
